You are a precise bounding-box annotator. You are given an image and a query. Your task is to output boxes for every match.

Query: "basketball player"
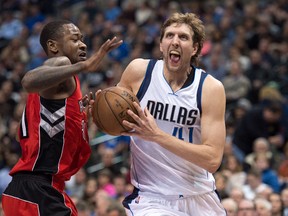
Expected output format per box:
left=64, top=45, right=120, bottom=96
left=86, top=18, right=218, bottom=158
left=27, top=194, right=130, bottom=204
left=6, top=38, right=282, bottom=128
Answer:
left=2, top=20, right=122, bottom=216
left=117, top=12, right=227, bottom=215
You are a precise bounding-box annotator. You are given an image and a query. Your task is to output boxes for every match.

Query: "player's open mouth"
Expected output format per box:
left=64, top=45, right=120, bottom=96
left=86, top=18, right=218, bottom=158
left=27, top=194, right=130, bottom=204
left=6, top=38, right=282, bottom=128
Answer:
left=79, top=52, right=86, bottom=60
left=169, top=50, right=181, bottom=63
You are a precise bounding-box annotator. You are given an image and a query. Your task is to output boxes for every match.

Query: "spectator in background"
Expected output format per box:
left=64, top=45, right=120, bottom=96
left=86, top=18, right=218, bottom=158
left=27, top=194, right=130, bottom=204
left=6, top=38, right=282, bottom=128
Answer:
left=222, top=58, right=251, bottom=110
left=6, top=62, right=26, bottom=94
left=244, top=137, right=273, bottom=169
left=97, top=168, right=116, bottom=198
left=237, top=199, right=257, bottom=216
left=257, top=187, right=274, bottom=202
left=270, top=60, right=288, bottom=99
left=135, top=1, right=153, bottom=26
left=227, top=45, right=250, bottom=72
left=202, top=43, right=227, bottom=81
left=98, top=148, right=124, bottom=177
left=258, top=82, right=285, bottom=104
left=106, top=200, right=126, bottom=216
left=82, top=176, right=98, bottom=209
left=113, top=174, right=130, bottom=202
left=0, top=37, right=30, bottom=71
left=221, top=154, right=247, bottom=193
left=277, top=142, right=288, bottom=190
left=0, top=10, right=24, bottom=50
left=268, top=192, right=283, bottom=216
left=104, top=0, right=122, bottom=23
left=258, top=82, right=288, bottom=145
left=66, top=167, right=88, bottom=200
left=93, top=189, right=114, bottom=216
left=27, top=22, right=46, bottom=69
left=242, top=169, right=271, bottom=201
left=223, top=100, right=251, bottom=160
left=246, top=49, right=270, bottom=104
left=222, top=197, right=238, bottom=216
left=254, top=197, right=272, bottom=216
left=0, top=150, right=18, bottom=195
left=214, top=171, right=229, bottom=199
left=97, top=135, right=130, bottom=158
left=232, top=100, right=284, bottom=163
left=252, top=153, right=281, bottom=193
left=0, top=199, right=3, bottom=216
left=228, top=98, right=252, bottom=127
left=76, top=199, right=91, bottom=216
left=229, top=187, right=245, bottom=206
left=24, top=3, right=46, bottom=32
left=281, top=188, right=288, bottom=216
left=1, top=118, right=21, bottom=155
left=257, top=37, right=275, bottom=71
left=108, top=25, right=131, bottom=63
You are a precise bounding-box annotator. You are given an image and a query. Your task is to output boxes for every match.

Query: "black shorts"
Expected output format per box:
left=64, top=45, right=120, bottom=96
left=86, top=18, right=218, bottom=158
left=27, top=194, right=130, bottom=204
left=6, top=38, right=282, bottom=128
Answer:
left=2, top=172, right=76, bottom=216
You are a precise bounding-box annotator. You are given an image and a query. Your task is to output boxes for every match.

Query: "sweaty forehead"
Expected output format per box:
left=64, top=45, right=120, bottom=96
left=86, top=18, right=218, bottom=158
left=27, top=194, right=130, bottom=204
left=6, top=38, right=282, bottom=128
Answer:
left=63, top=23, right=81, bottom=35
left=165, top=23, right=193, bottom=35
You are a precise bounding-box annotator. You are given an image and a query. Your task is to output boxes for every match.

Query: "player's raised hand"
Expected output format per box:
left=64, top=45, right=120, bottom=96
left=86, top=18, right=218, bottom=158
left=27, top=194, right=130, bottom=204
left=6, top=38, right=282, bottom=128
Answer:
left=82, top=37, right=122, bottom=72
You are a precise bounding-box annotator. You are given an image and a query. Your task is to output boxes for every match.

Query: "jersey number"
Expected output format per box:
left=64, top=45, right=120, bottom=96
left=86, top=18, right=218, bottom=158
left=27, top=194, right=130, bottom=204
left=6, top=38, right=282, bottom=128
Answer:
left=172, top=127, right=194, bottom=143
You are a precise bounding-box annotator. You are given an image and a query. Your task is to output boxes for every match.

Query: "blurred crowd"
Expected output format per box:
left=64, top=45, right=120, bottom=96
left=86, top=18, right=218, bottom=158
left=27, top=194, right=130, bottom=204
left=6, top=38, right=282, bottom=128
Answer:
left=0, top=0, right=287, bottom=215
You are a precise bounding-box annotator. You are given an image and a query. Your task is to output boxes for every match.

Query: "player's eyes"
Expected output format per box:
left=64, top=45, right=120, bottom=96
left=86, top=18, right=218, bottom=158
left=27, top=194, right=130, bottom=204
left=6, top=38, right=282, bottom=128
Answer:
left=166, top=33, right=173, bottom=38
left=180, top=35, right=188, bottom=40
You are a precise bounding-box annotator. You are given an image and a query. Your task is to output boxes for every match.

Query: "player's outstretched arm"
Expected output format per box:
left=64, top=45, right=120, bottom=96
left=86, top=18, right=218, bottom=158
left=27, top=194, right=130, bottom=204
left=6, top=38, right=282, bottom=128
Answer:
left=22, top=37, right=122, bottom=93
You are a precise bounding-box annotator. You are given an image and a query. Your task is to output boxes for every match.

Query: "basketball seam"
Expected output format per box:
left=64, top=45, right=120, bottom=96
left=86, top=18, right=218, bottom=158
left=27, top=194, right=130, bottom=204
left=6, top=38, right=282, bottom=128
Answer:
left=105, top=90, right=127, bottom=132
left=108, top=89, right=139, bottom=131
left=95, top=93, right=108, bottom=133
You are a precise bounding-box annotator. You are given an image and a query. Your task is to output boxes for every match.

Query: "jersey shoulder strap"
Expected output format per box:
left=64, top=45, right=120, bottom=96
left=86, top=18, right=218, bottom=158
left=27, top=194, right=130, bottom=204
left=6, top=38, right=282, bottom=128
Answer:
left=136, top=59, right=157, bottom=101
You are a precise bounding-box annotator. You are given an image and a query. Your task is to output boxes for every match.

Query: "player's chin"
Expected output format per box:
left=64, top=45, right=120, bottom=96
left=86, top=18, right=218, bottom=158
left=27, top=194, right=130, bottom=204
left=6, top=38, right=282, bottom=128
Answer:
left=78, top=56, right=87, bottom=61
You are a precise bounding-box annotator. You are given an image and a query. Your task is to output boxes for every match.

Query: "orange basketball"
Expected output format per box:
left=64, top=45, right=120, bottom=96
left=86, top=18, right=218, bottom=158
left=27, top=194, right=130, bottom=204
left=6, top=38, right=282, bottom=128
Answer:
left=92, top=86, right=139, bottom=136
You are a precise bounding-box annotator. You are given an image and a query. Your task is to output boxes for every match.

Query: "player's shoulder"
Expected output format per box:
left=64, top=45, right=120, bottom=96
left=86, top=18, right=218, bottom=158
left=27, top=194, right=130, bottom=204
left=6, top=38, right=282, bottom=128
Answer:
left=119, top=58, right=151, bottom=93
left=128, top=58, right=150, bottom=69
left=200, top=71, right=225, bottom=104
left=202, top=72, right=224, bottom=92
left=124, top=58, right=150, bottom=78
left=201, top=71, right=226, bottom=112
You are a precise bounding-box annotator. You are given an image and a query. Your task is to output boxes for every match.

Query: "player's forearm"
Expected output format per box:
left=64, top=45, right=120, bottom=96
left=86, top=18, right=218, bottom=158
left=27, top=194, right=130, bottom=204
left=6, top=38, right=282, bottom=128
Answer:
left=21, top=62, right=85, bottom=92
left=153, top=131, right=223, bottom=173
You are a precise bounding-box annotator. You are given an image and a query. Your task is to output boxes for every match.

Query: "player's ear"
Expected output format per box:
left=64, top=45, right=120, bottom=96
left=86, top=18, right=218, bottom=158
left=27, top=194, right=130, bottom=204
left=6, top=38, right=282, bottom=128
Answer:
left=192, top=42, right=198, bottom=56
left=160, top=42, right=163, bottom=53
left=47, top=39, right=58, bottom=54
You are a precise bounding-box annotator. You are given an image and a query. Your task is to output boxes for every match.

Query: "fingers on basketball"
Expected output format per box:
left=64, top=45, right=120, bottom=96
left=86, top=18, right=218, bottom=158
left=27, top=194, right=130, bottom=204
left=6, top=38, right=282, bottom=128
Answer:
left=92, top=86, right=139, bottom=136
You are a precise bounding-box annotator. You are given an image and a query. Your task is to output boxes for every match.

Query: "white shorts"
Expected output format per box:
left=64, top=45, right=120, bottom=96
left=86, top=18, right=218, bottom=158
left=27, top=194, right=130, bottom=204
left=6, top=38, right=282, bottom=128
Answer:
left=123, top=188, right=226, bottom=216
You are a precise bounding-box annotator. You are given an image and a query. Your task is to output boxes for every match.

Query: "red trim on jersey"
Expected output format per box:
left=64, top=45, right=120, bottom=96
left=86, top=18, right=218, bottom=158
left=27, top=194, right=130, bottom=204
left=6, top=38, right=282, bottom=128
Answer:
left=2, top=194, right=40, bottom=216
left=10, top=76, right=91, bottom=183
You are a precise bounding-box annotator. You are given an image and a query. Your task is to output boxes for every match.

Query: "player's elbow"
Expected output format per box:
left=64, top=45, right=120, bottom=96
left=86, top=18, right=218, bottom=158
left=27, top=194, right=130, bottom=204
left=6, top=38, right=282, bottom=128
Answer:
left=206, top=157, right=222, bottom=173
left=21, top=76, right=34, bottom=93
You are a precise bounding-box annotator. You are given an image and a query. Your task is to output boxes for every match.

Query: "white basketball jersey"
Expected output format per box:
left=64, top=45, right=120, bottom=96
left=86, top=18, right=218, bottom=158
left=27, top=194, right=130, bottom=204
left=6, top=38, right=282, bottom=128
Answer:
left=131, top=59, right=216, bottom=196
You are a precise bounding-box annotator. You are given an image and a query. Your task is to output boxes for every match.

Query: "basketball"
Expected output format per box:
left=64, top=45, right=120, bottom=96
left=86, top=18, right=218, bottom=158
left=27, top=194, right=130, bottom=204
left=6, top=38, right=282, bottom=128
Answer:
left=92, top=86, right=139, bottom=136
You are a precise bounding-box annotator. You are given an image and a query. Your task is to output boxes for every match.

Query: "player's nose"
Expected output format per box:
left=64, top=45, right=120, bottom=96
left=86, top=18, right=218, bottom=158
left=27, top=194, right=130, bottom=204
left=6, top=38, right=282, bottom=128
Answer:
left=171, top=35, right=180, bottom=46
left=79, top=40, right=87, bottom=50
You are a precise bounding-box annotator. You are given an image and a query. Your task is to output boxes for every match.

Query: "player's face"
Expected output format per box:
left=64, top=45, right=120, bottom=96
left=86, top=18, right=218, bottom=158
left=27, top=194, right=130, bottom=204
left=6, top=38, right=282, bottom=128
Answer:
left=57, top=24, right=87, bottom=64
left=160, top=23, right=197, bottom=72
